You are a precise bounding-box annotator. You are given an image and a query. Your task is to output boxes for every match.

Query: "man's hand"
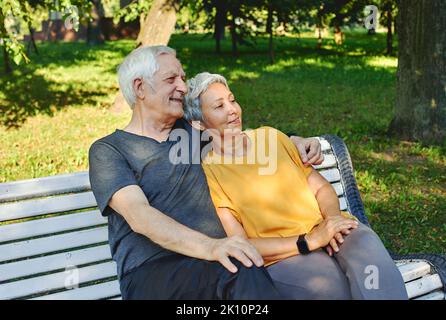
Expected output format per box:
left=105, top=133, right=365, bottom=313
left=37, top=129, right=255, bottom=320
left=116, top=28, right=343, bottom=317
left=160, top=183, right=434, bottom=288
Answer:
left=208, top=235, right=264, bottom=273
left=290, top=136, right=324, bottom=166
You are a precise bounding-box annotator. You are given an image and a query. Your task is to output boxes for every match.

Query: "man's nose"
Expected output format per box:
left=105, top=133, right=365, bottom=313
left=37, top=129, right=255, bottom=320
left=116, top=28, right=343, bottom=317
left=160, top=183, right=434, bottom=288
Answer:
left=176, top=78, right=187, bottom=95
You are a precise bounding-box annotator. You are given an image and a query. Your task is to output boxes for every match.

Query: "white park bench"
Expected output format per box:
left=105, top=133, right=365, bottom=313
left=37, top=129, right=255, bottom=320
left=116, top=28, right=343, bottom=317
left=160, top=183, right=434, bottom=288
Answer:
left=0, top=135, right=444, bottom=300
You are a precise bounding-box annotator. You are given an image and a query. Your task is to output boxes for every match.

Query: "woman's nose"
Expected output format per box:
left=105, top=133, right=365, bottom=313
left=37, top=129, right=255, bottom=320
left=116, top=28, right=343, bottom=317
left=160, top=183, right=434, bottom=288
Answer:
left=227, top=101, right=238, bottom=114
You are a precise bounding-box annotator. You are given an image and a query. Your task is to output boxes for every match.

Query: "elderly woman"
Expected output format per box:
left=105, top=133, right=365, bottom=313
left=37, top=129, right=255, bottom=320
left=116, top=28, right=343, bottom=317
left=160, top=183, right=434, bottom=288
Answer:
left=183, top=72, right=408, bottom=300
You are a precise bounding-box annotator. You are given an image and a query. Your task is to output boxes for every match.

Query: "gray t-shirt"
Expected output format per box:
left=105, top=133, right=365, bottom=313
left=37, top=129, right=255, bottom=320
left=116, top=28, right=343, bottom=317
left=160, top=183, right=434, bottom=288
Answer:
left=88, top=119, right=226, bottom=280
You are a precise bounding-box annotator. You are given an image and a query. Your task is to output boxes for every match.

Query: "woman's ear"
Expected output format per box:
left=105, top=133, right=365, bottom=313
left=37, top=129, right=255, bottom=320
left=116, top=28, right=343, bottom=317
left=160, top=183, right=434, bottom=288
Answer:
left=190, top=120, right=206, bottom=131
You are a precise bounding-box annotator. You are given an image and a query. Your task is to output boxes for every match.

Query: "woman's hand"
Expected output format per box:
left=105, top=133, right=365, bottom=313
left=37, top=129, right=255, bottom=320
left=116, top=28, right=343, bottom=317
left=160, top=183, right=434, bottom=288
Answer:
left=305, top=215, right=359, bottom=252
left=324, top=228, right=353, bottom=256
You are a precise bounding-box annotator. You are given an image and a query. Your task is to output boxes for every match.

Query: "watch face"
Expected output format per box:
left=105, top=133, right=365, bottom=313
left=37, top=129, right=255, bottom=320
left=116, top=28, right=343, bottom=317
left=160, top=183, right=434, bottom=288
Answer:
left=298, top=235, right=310, bottom=254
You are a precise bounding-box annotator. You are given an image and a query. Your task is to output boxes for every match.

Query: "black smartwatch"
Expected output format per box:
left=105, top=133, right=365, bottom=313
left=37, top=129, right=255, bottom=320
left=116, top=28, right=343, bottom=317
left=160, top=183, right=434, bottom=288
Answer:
left=297, top=234, right=311, bottom=255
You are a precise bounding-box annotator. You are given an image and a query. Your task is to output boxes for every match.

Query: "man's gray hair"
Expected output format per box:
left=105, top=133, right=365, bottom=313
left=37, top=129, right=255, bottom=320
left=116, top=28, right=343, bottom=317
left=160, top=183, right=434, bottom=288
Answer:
left=183, top=72, right=229, bottom=122
left=117, top=45, right=176, bottom=109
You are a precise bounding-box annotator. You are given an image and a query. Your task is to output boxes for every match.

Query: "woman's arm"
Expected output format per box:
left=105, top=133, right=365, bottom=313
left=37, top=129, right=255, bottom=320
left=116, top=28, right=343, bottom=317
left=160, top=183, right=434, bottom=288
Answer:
left=306, top=168, right=357, bottom=253
left=216, top=207, right=300, bottom=263
left=306, top=168, right=342, bottom=218
left=216, top=207, right=357, bottom=262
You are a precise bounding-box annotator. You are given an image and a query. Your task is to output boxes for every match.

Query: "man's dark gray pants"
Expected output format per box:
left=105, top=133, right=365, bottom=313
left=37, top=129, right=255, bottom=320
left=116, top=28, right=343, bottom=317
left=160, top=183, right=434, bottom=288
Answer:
left=267, top=223, right=409, bottom=300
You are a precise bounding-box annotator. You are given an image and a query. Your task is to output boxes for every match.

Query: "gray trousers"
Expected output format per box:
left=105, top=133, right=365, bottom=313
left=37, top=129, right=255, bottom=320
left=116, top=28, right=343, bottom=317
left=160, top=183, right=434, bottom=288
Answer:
left=266, top=223, right=409, bottom=300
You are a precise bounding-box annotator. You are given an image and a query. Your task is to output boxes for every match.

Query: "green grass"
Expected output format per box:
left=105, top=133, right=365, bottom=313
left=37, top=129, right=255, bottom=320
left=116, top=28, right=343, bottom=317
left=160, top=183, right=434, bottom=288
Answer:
left=0, top=31, right=444, bottom=255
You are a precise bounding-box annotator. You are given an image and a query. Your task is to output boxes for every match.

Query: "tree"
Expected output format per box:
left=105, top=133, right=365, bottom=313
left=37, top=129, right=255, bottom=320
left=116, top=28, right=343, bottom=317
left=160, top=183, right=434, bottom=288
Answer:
left=389, top=0, right=446, bottom=145
left=136, top=0, right=177, bottom=47
left=380, top=0, right=397, bottom=56
left=87, top=0, right=105, bottom=45
left=0, top=0, right=90, bottom=73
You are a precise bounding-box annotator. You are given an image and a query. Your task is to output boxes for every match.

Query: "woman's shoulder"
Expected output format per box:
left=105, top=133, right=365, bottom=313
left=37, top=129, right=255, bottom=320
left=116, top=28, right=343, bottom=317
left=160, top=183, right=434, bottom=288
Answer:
left=249, top=126, right=287, bottom=136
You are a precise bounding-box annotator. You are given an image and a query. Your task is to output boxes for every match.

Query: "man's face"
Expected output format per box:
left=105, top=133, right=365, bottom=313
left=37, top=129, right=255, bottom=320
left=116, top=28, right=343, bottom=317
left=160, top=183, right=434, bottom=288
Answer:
left=143, top=53, right=187, bottom=120
left=200, top=82, right=242, bottom=137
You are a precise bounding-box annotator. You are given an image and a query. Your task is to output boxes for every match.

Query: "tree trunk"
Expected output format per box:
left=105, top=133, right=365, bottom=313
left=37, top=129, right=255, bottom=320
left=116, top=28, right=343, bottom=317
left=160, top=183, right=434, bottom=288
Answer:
left=0, top=11, right=11, bottom=74
left=28, top=26, right=39, bottom=55
left=112, top=0, right=178, bottom=113
left=334, top=24, right=343, bottom=45
left=87, top=0, right=105, bottom=45
left=229, top=15, right=238, bottom=57
left=136, top=0, right=177, bottom=48
left=316, top=10, right=323, bottom=49
left=3, top=45, right=12, bottom=74
left=214, top=0, right=227, bottom=54
left=266, top=1, right=274, bottom=64
left=386, top=3, right=393, bottom=56
left=389, top=0, right=446, bottom=145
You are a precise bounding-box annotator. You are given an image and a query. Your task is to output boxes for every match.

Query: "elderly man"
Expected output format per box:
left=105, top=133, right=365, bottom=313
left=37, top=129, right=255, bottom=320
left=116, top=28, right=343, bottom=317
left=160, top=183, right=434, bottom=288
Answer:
left=88, top=45, right=323, bottom=300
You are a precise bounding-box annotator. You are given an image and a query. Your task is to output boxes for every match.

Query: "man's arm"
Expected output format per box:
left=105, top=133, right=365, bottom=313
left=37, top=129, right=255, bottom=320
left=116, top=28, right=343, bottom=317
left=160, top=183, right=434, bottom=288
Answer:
left=109, top=185, right=264, bottom=273
left=288, top=136, right=324, bottom=166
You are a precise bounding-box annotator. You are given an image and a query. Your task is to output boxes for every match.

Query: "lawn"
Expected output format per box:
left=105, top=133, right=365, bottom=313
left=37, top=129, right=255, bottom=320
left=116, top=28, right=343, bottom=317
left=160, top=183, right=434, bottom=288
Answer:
left=0, top=31, right=445, bottom=255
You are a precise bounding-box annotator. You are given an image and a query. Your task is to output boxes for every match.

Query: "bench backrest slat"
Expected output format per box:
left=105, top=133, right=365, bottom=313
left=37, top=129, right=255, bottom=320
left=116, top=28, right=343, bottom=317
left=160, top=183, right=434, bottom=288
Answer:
left=0, top=244, right=111, bottom=282
left=0, top=192, right=97, bottom=223
left=0, top=261, right=117, bottom=300
left=31, top=280, right=120, bottom=300
left=0, top=210, right=106, bottom=243
left=0, top=226, right=108, bottom=263
left=0, top=172, right=90, bottom=203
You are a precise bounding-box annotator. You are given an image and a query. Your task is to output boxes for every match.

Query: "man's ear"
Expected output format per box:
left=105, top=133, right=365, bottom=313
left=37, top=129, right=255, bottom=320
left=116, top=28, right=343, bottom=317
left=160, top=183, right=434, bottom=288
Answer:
left=133, top=78, right=145, bottom=100
left=190, top=120, right=206, bottom=131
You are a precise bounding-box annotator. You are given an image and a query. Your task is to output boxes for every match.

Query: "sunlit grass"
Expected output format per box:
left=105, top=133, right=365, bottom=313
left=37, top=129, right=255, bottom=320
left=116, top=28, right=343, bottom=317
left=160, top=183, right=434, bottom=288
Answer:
left=0, top=32, right=444, bottom=254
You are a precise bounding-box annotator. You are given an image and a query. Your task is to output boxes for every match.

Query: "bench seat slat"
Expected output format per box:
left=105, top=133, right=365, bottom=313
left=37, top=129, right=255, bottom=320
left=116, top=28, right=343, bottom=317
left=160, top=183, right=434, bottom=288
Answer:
left=0, top=172, right=90, bottom=203
left=405, top=274, right=443, bottom=299
left=397, top=261, right=431, bottom=282
left=0, top=210, right=106, bottom=243
left=31, top=280, right=120, bottom=300
left=0, top=226, right=108, bottom=263
left=0, top=244, right=111, bottom=282
left=0, top=261, right=117, bottom=300
left=0, top=192, right=97, bottom=222
left=414, top=290, right=445, bottom=300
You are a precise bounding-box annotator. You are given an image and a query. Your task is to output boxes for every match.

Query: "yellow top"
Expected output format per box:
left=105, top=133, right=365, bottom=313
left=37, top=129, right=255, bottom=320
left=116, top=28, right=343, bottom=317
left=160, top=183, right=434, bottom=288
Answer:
left=202, top=127, right=355, bottom=265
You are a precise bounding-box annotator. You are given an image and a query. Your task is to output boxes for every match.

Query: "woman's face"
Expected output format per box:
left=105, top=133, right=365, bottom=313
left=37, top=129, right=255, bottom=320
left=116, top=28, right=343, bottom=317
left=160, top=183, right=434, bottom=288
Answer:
left=199, top=82, right=242, bottom=136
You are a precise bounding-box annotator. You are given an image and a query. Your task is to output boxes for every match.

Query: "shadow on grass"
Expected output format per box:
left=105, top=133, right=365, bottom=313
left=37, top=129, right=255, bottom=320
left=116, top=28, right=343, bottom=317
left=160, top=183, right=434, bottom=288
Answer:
left=0, top=41, right=132, bottom=128
left=0, top=68, right=111, bottom=129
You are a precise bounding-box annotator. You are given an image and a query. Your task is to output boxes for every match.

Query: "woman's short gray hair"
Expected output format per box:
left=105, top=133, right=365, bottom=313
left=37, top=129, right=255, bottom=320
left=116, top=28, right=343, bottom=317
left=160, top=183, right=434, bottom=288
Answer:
left=184, top=72, right=229, bottom=122
left=117, top=45, right=176, bottom=109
